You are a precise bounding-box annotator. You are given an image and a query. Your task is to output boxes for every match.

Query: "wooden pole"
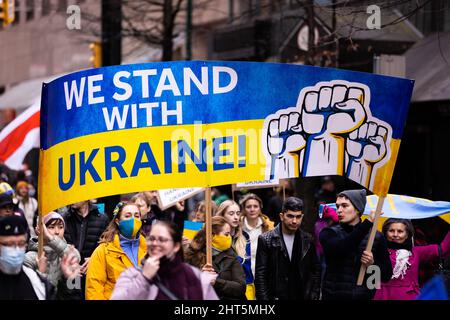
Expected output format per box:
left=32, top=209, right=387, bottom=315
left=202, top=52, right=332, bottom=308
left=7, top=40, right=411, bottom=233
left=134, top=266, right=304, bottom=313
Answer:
left=356, top=196, right=386, bottom=286
left=205, top=187, right=212, bottom=265
left=37, top=214, right=44, bottom=259
left=37, top=149, right=44, bottom=260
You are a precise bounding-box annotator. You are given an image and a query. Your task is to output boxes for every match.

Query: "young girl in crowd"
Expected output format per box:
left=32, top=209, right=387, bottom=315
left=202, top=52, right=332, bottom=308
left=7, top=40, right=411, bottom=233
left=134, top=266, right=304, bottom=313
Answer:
left=239, top=193, right=274, bottom=278
left=24, top=211, right=81, bottom=299
left=111, top=221, right=218, bottom=300
left=85, top=202, right=147, bottom=300
left=184, top=216, right=246, bottom=300
left=374, top=218, right=450, bottom=300
left=216, top=200, right=255, bottom=300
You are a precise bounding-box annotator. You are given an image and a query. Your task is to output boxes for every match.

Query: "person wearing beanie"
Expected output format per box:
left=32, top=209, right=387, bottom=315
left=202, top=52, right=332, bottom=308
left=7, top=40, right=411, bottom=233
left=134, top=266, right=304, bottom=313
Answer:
left=313, top=204, right=338, bottom=293
left=23, top=212, right=82, bottom=299
left=319, top=189, right=392, bottom=300
left=0, top=215, right=79, bottom=299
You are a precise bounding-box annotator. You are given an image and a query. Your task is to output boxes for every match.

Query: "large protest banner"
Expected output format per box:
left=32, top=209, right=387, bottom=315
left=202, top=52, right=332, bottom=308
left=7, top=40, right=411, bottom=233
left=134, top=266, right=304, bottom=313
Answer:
left=39, top=61, right=414, bottom=213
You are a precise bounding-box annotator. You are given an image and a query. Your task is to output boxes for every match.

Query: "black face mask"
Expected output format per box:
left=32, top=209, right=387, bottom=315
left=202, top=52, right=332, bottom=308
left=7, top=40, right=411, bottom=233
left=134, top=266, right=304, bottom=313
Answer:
left=387, top=238, right=413, bottom=251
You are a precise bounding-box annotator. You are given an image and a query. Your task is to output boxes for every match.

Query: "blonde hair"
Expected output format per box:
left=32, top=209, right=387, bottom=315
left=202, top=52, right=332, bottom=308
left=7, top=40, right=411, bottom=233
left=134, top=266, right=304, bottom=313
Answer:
left=239, top=193, right=273, bottom=233
left=216, top=200, right=247, bottom=259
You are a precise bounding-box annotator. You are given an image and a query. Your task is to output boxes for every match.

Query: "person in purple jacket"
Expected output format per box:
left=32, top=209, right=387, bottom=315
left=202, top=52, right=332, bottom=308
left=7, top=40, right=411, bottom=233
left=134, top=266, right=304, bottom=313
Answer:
left=374, top=218, right=450, bottom=300
left=111, top=220, right=218, bottom=300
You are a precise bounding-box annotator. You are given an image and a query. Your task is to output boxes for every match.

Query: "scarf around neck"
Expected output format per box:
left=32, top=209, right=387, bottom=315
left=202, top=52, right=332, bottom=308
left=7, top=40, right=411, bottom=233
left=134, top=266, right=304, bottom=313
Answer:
left=155, top=254, right=203, bottom=300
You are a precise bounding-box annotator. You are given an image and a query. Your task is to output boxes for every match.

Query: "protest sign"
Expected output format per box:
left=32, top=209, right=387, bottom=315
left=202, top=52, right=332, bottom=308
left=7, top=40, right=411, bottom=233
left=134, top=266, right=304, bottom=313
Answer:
left=233, top=179, right=280, bottom=191
left=157, top=187, right=204, bottom=210
left=39, top=61, right=413, bottom=213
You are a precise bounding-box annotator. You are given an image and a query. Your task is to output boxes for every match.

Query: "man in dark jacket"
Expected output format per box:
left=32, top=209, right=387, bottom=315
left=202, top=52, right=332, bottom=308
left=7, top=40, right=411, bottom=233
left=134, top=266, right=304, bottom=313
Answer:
left=255, top=197, right=321, bottom=300
left=63, top=200, right=109, bottom=298
left=319, top=189, right=392, bottom=300
left=0, top=215, right=54, bottom=299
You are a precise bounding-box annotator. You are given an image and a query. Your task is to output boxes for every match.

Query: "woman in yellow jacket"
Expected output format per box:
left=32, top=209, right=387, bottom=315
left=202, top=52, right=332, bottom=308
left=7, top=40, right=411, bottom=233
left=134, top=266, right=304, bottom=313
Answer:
left=86, top=202, right=147, bottom=300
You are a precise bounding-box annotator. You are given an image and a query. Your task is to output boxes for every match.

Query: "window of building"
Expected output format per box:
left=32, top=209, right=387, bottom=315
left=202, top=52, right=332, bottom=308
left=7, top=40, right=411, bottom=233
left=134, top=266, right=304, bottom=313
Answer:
left=12, top=0, right=21, bottom=25
left=26, top=0, right=34, bottom=21
left=42, top=0, right=51, bottom=16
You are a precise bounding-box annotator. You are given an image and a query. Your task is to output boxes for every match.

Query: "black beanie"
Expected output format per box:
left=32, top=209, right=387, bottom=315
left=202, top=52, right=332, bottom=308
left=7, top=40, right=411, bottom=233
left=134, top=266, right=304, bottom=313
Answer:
left=338, top=189, right=367, bottom=214
left=0, top=215, right=28, bottom=236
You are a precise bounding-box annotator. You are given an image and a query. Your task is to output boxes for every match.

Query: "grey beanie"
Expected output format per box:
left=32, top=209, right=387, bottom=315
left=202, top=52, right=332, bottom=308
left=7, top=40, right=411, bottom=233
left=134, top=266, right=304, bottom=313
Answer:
left=338, top=189, right=367, bottom=214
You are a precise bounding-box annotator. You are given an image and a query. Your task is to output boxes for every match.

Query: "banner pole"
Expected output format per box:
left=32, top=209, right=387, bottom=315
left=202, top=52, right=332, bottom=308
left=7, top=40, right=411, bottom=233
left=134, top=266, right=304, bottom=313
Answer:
left=205, top=187, right=212, bottom=265
left=357, top=195, right=386, bottom=286
left=37, top=149, right=45, bottom=259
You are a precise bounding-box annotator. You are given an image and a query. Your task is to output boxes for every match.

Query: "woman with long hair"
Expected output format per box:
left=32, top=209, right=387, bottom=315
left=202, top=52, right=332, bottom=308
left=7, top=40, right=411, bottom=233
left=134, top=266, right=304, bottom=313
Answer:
left=374, top=218, right=449, bottom=300
left=185, top=216, right=246, bottom=300
left=111, top=221, right=218, bottom=300
left=131, top=192, right=155, bottom=237
left=239, top=193, right=274, bottom=278
left=85, top=202, right=147, bottom=300
left=216, top=200, right=254, bottom=300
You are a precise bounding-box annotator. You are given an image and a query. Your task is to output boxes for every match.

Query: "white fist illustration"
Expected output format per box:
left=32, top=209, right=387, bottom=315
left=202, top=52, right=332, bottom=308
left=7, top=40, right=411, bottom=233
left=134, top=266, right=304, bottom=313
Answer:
left=346, top=122, right=389, bottom=188
left=267, top=112, right=306, bottom=156
left=300, top=85, right=367, bottom=136
left=299, top=84, right=368, bottom=176
left=347, top=122, right=388, bottom=163
left=266, top=111, right=306, bottom=179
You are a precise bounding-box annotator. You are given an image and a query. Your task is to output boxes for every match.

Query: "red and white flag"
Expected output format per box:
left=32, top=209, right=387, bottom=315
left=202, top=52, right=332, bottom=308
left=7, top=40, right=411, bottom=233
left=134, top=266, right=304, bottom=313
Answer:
left=0, top=101, right=40, bottom=170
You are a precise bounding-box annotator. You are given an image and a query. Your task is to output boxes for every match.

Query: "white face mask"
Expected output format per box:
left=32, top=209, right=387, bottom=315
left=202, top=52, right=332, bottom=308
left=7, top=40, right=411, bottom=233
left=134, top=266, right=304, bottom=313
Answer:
left=0, top=245, right=26, bottom=275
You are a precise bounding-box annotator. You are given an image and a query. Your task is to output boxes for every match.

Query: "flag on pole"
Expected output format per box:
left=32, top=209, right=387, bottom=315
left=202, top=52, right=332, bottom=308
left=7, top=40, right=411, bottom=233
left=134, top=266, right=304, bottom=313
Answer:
left=0, top=101, right=40, bottom=170
left=183, top=220, right=204, bottom=240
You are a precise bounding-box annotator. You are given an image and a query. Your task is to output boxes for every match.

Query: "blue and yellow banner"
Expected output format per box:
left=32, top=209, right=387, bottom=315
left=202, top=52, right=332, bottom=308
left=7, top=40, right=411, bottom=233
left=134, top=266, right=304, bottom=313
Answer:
left=39, top=61, right=414, bottom=213
left=326, top=194, right=450, bottom=226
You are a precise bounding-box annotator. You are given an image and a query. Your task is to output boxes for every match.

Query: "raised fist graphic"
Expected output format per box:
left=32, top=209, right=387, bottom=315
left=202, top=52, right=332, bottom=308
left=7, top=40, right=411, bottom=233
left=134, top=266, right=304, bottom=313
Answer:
left=299, top=83, right=367, bottom=176
left=346, top=121, right=389, bottom=188
left=266, top=111, right=306, bottom=179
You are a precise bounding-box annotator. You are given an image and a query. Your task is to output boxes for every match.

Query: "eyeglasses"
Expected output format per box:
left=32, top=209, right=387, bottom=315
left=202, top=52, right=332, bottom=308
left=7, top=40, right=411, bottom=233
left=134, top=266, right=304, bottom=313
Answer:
left=285, top=213, right=304, bottom=220
left=0, top=241, right=27, bottom=248
left=147, top=236, right=173, bottom=244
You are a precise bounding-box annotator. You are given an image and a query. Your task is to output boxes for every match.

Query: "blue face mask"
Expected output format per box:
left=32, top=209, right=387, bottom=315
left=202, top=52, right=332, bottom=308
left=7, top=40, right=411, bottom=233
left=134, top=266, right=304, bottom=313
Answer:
left=0, top=245, right=26, bottom=275
left=118, top=218, right=142, bottom=239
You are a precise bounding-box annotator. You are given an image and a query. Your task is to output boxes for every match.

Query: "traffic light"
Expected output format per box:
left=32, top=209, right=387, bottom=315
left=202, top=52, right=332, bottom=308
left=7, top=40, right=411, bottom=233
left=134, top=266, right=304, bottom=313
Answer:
left=0, top=0, right=15, bottom=27
left=89, top=42, right=102, bottom=68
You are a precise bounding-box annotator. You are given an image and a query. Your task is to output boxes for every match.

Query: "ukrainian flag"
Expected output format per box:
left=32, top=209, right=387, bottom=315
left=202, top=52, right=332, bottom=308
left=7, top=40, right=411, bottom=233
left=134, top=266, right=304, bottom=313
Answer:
left=183, top=220, right=204, bottom=240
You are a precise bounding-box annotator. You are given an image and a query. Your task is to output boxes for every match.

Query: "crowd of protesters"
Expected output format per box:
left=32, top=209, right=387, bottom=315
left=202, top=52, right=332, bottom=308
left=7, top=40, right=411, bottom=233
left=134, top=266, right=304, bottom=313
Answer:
left=0, top=166, right=449, bottom=300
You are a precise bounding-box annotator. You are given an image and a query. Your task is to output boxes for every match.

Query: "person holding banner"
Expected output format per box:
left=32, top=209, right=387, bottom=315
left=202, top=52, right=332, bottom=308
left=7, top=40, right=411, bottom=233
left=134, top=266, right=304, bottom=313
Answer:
left=24, top=212, right=82, bottom=299
left=374, top=218, right=450, bottom=300
left=0, top=215, right=80, bottom=300
left=111, top=221, right=218, bottom=300
left=85, top=202, right=147, bottom=300
left=216, top=200, right=255, bottom=300
left=319, top=189, right=392, bottom=300
left=255, top=197, right=321, bottom=300
left=240, top=193, right=274, bottom=278
left=185, top=216, right=246, bottom=300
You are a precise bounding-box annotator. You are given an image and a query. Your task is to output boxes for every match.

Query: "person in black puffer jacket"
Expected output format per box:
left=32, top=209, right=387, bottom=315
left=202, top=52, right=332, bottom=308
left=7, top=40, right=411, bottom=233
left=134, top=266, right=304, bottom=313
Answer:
left=62, top=200, right=109, bottom=299
left=319, top=189, right=392, bottom=300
